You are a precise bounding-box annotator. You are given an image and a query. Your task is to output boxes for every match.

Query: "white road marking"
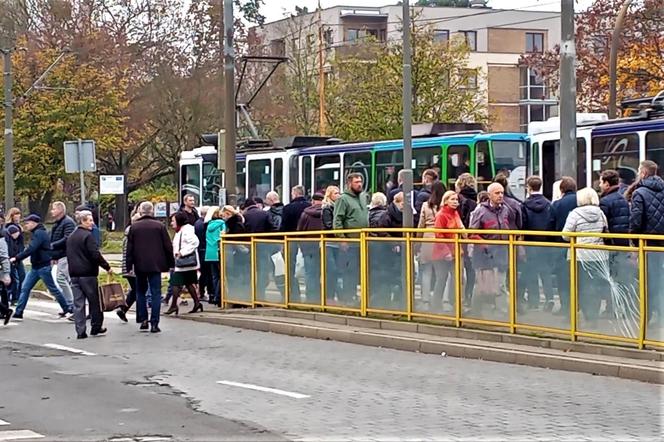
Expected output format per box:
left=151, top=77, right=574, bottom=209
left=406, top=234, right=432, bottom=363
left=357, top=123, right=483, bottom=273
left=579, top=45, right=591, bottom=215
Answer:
left=0, top=420, right=8, bottom=426
left=216, top=380, right=310, bottom=399
left=42, top=344, right=96, bottom=356
left=0, top=430, right=45, bottom=441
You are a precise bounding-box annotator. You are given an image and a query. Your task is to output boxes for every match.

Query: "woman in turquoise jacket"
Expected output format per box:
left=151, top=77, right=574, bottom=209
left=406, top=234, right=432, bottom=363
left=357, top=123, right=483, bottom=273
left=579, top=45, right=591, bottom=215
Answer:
left=205, top=207, right=226, bottom=306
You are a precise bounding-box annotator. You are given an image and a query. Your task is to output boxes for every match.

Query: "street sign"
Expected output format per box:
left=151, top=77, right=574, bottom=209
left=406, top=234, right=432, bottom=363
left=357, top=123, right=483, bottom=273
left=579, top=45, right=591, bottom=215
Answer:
left=64, top=140, right=96, bottom=173
left=99, top=175, right=124, bottom=195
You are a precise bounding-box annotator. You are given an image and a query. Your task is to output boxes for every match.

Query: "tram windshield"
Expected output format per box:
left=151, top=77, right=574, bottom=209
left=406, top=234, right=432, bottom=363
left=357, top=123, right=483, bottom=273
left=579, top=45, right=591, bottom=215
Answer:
left=492, top=140, right=527, bottom=200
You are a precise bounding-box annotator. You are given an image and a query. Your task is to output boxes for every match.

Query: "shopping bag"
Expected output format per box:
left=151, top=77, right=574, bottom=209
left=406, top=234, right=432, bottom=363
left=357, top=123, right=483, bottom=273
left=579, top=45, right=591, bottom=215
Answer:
left=98, top=275, right=126, bottom=312
left=475, top=268, right=501, bottom=298
left=271, top=251, right=285, bottom=277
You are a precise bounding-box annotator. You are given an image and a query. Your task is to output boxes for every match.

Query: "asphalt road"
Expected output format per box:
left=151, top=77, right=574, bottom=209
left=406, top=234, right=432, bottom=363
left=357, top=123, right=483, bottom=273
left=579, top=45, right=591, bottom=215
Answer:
left=0, top=299, right=661, bottom=441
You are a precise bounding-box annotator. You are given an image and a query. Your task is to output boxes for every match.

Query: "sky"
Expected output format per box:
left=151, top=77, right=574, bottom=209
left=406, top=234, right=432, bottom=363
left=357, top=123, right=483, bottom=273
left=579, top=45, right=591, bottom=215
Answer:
left=262, top=0, right=596, bottom=24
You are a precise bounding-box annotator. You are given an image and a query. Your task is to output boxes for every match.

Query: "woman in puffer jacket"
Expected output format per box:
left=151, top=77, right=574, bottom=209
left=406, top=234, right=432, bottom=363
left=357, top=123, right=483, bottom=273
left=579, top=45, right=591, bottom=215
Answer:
left=563, top=187, right=610, bottom=327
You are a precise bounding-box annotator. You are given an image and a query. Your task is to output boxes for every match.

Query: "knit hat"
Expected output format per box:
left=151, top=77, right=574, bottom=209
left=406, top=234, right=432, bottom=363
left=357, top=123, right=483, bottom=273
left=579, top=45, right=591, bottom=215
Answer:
left=24, top=214, right=41, bottom=223
left=6, top=225, right=20, bottom=235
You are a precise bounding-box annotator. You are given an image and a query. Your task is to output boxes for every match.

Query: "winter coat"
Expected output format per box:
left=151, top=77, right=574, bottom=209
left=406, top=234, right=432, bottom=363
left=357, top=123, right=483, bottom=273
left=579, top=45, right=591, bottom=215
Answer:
left=377, top=203, right=403, bottom=237
left=433, top=205, right=464, bottom=261
left=267, top=203, right=284, bottom=232
left=333, top=190, right=369, bottom=237
left=368, top=206, right=386, bottom=237
left=225, top=214, right=246, bottom=236
left=66, top=227, right=111, bottom=277
left=5, top=222, right=24, bottom=255
left=457, top=187, right=477, bottom=228
left=388, top=185, right=420, bottom=224
left=563, top=205, right=609, bottom=262
left=15, top=224, right=52, bottom=269
left=629, top=176, right=664, bottom=245
left=177, top=206, right=200, bottom=226
left=549, top=191, right=577, bottom=239
left=173, top=224, right=200, bottom=272
left=503, top=195, right=523, bottom=230
left=205, top=219, right=226, bottom=262
left=297, top=204, right=324, bottom=232
left=121, top=225, right=132, bottom=275
left=194, top=218, right=207, bottom=254
left=600, top=186, right=630, bottom=246
left=281, top=197, right=310, bottom=232
left=521, top=193, right=553, bottom=242
left=469, top=202, right=512, bottom=240
left=126, top=216, right=174, bottom=274
left=322, top=203, right=335, bottom=230
left=0, top=238, right=10, bottom=281
left=50, top=215, right=76, bottom=260
left=243, top=205, right=271, bottom=234
left=416, top=201, right=438, bottom=262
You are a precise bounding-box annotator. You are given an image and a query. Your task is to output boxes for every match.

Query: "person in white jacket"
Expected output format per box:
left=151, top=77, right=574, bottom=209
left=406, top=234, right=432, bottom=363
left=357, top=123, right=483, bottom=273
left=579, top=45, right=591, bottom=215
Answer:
left=562, top=187, right=609, bottom=326
left=165, top=212, right=203, bottom=315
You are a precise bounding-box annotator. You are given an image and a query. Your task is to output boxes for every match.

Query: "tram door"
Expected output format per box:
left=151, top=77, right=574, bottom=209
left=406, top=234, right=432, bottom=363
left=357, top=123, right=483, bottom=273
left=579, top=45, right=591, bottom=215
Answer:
left=540, top=140, right=559, bottom=200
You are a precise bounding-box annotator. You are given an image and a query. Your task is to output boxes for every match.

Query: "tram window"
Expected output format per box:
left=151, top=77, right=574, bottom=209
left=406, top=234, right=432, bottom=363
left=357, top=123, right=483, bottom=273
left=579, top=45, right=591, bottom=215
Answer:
left=314, top=154, right=340, bottom=194
left=492, top=140, right=527, bottom=200
left=413, top=147, right=441, bottom=184
left=646, top=131, right=664, bottom=178
left=376, top=150, right=403, bottom=195
left=274, top=158, right=283, bottom=199
left=592, top=133, right=639, bottom=188
left=247, top=159, right=271, bottom=201
left=302, top=156, right=312, bottom=196
left=577, top=139, right=587, bottom=187
left=289, top=155, right=299, bottom=194
left=236, top=160, right=246, bottom=199
left=344, top=151, right=372, bottom=193
left=446, top=145, right=470, bottom=188
left=181, top=163, right=201, bottom=202
left=531, top=142, right=540, bottom=176
left=202, top=162, right=220, bottom=206
left=475, top=141, right=492, bottom=190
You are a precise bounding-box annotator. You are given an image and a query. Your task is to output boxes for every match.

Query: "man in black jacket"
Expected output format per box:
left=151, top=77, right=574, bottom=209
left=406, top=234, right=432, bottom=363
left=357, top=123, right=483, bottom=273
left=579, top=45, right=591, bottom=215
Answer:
left=12, top=215, right=72, bottom=319
left=281, top=186, right=310, bottom=232
left=67, top=210, right=111, bottom=339
left=178, top=194, right=200, bottom=226
left=600, top=170, right=630, bottom=246
left=127, top=202, right=174, bottom=333
left=243, top=198, right=273, bottom=298
left=50, top=201, right=76, bottom=310
left=265, top=191, right=284, bottom=232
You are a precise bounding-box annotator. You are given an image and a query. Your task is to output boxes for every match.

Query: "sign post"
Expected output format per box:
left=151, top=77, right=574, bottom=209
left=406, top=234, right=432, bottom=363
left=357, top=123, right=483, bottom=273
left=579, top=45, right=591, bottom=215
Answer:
left=64, top=139, right=96, bottom=205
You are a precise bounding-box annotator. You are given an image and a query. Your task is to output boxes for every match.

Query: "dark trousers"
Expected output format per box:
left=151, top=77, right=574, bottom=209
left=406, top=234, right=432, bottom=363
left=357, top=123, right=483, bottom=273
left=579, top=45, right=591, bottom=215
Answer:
left=0, top=285, right=10, bottom=316
left=9, top=262, right=24, bottom=303
left=136, top=272, right=162, bottom=325
left=198, top=259, right=214, bottom=298
left=302, top=248, right=321, bottom=302
left=288, top=246, right=301, bottom=301
left=337, top=243, right=360, bottom=304
left=71, top=276, right=103, bottom=335
left=463, top=254, right=475, bottom=304
left=522, top=248, right=554, bottom=307
left=209, top=261, right=220, bottom=304
left=577, top=265, right=605, bottom=323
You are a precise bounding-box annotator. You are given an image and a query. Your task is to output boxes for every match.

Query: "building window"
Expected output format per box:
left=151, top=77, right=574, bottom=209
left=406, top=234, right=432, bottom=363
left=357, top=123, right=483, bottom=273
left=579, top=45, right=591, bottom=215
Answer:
left=323, top=28, right=333, bottom=47
left=270, top=39, right=285, bottom=56
left=519, top=67, right=548, bottom=100
left=519, top=104, right=557, bottom=132
left=525, top=32, right=544, bottom=53
left=462, top=69, right=478, bottom=89
left=461, top=31, right=477, bottom=51
left=433, top=29, right=449, bottom=44
left=347, top=29, right=359, bottom=43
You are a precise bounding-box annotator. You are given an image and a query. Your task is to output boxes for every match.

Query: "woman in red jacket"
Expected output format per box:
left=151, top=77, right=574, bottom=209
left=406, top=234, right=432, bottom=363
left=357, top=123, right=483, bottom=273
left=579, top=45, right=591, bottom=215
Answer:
left=432, top=191, right=465, bottom=312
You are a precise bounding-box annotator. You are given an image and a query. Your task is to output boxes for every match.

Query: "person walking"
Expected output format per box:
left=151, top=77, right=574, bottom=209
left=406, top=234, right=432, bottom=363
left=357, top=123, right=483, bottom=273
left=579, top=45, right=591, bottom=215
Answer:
left=563, top=187, right=610, bottom=329
left=628, top=160, right=664, bottom=325
left=205, top=207, right=225, bottom=306
left=455, top=173, right=478, bottom=306
left=126, top=202, right=174, bottom=333
left=5, top=208, right=24, bottom=305
left=49, top=201, right=76, bottom=312
left=297, top=193, right=325, bottom=302
left=416, top=181, right=445, bottom=308
left=165, top=212, right=203, bottom=315
left=116, top=210, right=141, bottom=323
left=0, top=232, right=13, bottom=325
left=11, top=215, right=73, bottom=319
left=66, top=210, right=112, bottom=339
left=333, top=173, right=369, bottom=305
left=521, top=176, right=554, bottom=311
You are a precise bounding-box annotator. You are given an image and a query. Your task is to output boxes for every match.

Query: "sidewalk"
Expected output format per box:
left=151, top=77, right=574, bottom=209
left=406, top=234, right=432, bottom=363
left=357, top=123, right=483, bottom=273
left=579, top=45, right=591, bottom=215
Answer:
left=176, top=308, right=664, bottom=384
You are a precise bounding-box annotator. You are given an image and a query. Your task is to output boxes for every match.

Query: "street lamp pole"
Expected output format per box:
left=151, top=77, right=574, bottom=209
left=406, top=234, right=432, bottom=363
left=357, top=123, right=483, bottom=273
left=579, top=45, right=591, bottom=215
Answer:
left=559, top=0, right=577, bottom=178
left=402, top=0, right=414, bottom=228
left=2, top=48, right=14, bottom=211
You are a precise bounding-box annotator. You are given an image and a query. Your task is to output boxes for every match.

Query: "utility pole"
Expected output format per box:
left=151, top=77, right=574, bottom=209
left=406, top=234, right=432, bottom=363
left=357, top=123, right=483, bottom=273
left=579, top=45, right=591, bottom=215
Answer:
left=318, top=0, right=326, bottom=136
left=559, top=0, right=577, bottom=178
left=401, top=0, right=414, bottom=228
left=2, top=48, right=14, bottom=211
left=608, top=0, right=633, bottom=119
left=223, top=0, right=237, bottom=206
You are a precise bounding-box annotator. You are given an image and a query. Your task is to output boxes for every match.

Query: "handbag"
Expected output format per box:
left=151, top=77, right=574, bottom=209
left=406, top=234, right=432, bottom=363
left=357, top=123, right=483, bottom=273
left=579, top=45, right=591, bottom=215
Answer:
left=175, top=231, right=197, bottom=267
left=98, top=274, right=126, bottom=312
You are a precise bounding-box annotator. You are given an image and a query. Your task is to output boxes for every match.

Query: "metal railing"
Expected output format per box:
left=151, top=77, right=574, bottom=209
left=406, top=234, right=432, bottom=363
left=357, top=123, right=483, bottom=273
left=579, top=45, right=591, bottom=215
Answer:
left=220, top=228, right=664, bottom=350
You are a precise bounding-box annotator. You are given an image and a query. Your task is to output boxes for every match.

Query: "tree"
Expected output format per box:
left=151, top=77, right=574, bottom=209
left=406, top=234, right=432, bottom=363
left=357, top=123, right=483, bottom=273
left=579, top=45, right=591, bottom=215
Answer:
left=325, top=22, right=487, bottom=141
left=521, top=0, right=664, bottom=113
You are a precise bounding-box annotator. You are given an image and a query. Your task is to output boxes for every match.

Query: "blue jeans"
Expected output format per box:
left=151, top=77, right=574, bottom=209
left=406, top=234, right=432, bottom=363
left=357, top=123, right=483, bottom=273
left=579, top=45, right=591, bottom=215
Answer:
left=15, top=265, right=72, bottom=315
left=9, top=262, right=25, bottom=303
left=135, top=272, right=162, bottom=325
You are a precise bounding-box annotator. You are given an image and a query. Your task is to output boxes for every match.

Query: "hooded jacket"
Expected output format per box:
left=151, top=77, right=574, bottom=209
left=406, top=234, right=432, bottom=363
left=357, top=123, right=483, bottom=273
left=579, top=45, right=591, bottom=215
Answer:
left=298, top=204, right=324, bottom=232
left=457, top=187, right=478, bottom=228
left=0, top=238, right=10, bottom=281
left=378, top=202, right=403, bottom=237
left=205, top=219, right=226, bottom=262
left=563, top=205, right=609, bottom=261
left=267, top=203, right=284, bottom=232
left=629, top=176, right=664, bottom=241
left=469, top=202, right=511, bottom=240
left=600, top=186, right=630, bottom=246
left=333, top=190, right=369, bottom=237
left=522, top=193, right=552, bottom=242
left=16, top=224, right=52, bottom=269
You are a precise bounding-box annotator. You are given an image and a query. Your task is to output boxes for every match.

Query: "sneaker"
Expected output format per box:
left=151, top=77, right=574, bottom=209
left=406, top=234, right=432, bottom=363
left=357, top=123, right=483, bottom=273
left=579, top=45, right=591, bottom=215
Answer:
left=4, top=309, right=13, bottom=325
left=139, top=320, right=149, bottom=331
left=116, top=309, right=128, bottom=323
left=66, top=313, right=75, bottom=321
left=58, top=311, right=68, bottom=318
left=77, top=332, right=88, bottom=339
left=150, top=324, right=161, bottom=333
left=12, top=313, right=23, bottom=320
left=90, top=327, right=107, bottom=336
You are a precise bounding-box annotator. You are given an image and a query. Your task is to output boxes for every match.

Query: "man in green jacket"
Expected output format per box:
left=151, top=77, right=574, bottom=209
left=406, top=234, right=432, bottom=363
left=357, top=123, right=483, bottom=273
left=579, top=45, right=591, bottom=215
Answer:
left=332, top=173, right=368, bottom=305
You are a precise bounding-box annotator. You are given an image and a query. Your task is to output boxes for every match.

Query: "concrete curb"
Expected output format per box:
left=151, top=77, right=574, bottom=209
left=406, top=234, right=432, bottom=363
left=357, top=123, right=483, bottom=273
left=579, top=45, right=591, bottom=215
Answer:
left=178, top=313, right=664, bottom=384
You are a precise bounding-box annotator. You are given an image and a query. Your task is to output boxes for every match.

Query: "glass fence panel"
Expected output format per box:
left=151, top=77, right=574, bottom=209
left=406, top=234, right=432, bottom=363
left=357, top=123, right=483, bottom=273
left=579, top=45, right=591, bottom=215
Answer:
left=576, top=249, right=640, bottom=340
left=367, top=239, right=407, bottom=312
left=515, top=245, right=571, bottom=331
left=413, top=240, right=457, bottom=315
left=646, top=251, right=664, bottom=343
left=327, top=241, right=361, bottom=308
left=255, top=241, right=285, bottom=305
left=287, top=240, right=322, bottom=306
left=222, top=242, right=252, bottom=303
left=462, top=242, right=509, bottom=323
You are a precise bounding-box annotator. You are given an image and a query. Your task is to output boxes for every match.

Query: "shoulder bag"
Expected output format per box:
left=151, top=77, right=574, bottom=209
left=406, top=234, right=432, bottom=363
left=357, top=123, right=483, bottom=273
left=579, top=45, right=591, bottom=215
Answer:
left=175, top=231, right=197, bottom=268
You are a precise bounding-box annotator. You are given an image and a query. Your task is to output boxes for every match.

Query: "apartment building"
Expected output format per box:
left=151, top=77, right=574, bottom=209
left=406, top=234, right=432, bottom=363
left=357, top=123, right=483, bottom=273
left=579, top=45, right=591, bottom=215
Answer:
left=255, top=3, right=561, bottom=133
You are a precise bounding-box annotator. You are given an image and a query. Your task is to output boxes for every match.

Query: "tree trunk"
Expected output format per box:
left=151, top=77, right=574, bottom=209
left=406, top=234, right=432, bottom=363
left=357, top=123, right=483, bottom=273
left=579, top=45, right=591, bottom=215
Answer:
left=28, top=190, right=54, bottom=219
left=114, top=192, right=128, bottom=230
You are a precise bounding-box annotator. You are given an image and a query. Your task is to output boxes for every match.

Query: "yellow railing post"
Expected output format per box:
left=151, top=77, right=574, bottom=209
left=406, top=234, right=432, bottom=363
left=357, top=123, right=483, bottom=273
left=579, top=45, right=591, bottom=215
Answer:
left=320, top=234, right=326, bottom=309
left=405, top=232, right=413, bottom=320
left=638, top=239, right=647, bottom=349
left=219, top=237, right=226, bottom=309
left=454, top=232, right=462, bottom=328
left=360, top=230, right=368, bottom=317
left=283, top=238, right=290, bottom=306
left=508, top=233, right=516, bottom=334
left=250, top=239, right=256, bottom=308
left=569, top=237, right=577, bottom=342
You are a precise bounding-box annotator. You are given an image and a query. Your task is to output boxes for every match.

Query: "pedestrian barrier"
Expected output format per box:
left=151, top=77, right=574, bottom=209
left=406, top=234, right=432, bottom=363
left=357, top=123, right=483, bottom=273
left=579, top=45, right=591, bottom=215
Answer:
left=220, top=228, right=664, bottom=350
